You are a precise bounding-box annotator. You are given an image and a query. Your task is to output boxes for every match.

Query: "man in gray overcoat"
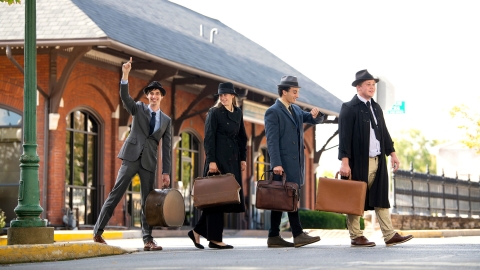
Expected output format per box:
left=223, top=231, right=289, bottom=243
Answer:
left=93, top=58, right=172, bottom=251
left=264, top=75, right=325, bottom=248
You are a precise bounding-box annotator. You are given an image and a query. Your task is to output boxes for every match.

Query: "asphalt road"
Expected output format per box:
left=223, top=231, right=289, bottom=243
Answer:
left=3, top=236, right=480, bottom=269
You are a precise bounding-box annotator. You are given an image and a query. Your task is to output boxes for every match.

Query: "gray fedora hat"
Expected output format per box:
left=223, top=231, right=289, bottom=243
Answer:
left=352, top=69, right=379, bottom=87
left=278, top=75, right=301, bottom=88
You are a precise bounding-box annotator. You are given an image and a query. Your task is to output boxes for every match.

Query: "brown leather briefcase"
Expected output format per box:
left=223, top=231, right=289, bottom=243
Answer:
left=145, top=188, right=185, bottom=227
left=255, top=172, right=299, bottom=212
left=315, top=172, right=367, bottom=216
left=192, top=173, right=241, bottom=209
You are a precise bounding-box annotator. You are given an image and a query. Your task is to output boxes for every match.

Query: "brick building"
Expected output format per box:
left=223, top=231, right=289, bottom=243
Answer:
left=0, top=0, right=342, bottom=230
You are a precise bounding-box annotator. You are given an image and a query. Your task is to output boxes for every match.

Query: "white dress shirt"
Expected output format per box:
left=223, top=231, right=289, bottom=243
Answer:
left=357, top=94, right=381, bottom=157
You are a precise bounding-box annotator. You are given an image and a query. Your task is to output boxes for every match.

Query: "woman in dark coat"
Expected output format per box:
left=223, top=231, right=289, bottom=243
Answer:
left=188, top=82, right=247, bottom=249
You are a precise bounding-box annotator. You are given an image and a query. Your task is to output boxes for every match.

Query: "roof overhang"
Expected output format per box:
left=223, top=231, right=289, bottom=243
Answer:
left=1, top=37, right=339, bottom=116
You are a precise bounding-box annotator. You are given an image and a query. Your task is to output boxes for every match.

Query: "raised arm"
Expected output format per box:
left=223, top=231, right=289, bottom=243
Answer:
left=119, top=57, right=137, bottom=115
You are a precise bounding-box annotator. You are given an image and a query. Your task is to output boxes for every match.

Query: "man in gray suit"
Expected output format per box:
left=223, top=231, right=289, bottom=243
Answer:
left=93, top=58, right=172, bottom=251
left=264, top=75, right=325, bottom=248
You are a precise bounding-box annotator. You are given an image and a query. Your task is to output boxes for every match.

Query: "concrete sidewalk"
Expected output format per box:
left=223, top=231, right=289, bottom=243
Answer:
left=1, top=228, right=480, bottom=265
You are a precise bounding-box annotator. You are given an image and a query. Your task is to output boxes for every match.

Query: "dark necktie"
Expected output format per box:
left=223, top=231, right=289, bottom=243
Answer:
left=149, top=112, right=156, bottom=135
left=288, top=105, right=297, bottom=124
left=366, top=101, right=380, bottom=140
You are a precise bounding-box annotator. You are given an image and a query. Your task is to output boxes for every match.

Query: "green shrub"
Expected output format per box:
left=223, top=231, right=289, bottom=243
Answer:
left=299, top=209, right=364, bottom=230
left=0, top=208, right=5, bottom=230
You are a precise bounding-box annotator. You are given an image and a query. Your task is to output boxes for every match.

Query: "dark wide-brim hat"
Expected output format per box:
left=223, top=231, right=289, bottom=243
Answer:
left=143, top=81, right=166, bottom=96
left=277, top=75, right=301, bottom=88
left=214, top=82, right=238, bottom=96
left=352, top=69, right=379, bottom=87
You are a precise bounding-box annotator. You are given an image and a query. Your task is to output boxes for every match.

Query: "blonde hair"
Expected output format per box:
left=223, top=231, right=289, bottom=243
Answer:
left=212, top=94, right=237, bottom=109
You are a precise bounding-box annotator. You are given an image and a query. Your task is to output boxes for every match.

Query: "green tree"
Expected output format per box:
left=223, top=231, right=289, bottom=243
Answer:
left=450, top=104, right=480, bottom=154
left=393, top=129, right=439, bottom=173
left=0, top=0, right=21, bottom=5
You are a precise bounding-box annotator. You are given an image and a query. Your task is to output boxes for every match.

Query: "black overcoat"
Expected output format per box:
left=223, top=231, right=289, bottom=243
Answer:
left=338, top=95, right=395, bottom=210
left=203, top=105, right=247, bottom=213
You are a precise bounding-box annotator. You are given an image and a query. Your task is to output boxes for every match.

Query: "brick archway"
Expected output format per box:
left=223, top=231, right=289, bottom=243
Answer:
left=0, top=77, right=25, bottom=111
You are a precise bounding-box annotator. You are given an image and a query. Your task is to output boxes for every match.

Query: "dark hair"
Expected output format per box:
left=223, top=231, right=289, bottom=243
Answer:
left=277, top=86, right=290, bottom=97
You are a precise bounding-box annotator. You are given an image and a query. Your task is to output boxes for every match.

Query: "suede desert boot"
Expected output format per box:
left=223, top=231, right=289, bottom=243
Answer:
left=267, top=236, right=294, bottom=248
left=293, top=232, right=320, bottom=248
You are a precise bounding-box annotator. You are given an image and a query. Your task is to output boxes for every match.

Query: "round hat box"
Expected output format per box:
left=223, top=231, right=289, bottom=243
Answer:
left=145, top=188, right=185, bottom=227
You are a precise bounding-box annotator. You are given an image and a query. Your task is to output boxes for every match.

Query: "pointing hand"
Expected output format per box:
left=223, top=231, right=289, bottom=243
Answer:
left=122, top=57, right=132, bottom=73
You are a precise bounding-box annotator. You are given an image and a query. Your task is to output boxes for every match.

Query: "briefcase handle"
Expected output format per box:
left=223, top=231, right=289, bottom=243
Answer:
left=335, top=172, right=352, bottom=180
left=207, top=170, right=222, bottom=176
left=191, top=170, right=222, bottom=196
left=261, top=170, right=287, bottom=185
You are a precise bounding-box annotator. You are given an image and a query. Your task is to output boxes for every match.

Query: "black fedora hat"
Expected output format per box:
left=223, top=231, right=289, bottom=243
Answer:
left=215, top=82, right=238, bottom=96
left=352, top=69, right=379, bottom=87
left=277, top=75, right=301, bottom=88
left=143, top=81, right=166, bottom=96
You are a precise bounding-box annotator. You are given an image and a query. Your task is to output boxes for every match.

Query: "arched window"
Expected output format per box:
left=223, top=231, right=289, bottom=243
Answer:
left=255, top=147, right=271, bottom=182
left=65, top=110, right=99, bottom=226
left=176, top=132, right=200, bottom=226
left=251, top=147, right=271, bottom=229
left=0, top=107, right=22, bottom=227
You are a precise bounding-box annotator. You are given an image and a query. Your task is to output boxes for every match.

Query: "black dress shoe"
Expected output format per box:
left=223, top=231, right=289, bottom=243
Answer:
left=208, top=241, right=233, bottom=249
left=188, top=230, right=204, bottom=249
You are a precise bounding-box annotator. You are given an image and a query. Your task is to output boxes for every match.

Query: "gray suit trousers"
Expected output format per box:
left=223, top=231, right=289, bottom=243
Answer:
left=93, top=158, right=155, bottom=243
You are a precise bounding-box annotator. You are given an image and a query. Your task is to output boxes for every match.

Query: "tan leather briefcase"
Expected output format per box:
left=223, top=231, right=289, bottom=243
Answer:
left=192, top=173, right=241, bottom=209
left=315, top=172, right=367, bottom=216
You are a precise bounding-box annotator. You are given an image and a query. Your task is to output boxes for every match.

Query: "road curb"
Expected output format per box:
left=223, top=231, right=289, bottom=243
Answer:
left=397, top=229, right=480, bottom=238
left=0, top=230, right=142, bottom=246
left=53, top=230, right=140, bottom=242
left=0, top=242, right=130, bottom=265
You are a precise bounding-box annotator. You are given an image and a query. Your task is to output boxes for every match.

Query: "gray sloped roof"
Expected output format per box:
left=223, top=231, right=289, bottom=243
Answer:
left=0, top=0, right=342, bottom=114
left=0, top=0, right=105, bottom=39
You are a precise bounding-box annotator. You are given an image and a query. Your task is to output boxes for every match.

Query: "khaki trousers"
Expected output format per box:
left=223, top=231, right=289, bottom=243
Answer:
left=346, top=156, right=396, bottom=241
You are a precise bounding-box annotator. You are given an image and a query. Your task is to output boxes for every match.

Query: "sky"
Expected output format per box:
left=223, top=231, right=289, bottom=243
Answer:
left=169, top=0, right=480, bottom=173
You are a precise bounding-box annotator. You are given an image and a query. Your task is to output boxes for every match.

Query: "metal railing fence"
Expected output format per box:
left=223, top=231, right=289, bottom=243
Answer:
left=392, top=169, right=480, bottom=218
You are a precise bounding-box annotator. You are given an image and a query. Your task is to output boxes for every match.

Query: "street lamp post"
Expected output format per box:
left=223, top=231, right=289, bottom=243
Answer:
left=7, top=0, right=53, bottom=245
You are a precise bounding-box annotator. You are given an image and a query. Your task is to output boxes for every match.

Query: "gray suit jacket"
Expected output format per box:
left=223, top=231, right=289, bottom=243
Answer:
left=264, top=99, right=324, bottom=186
left=117, top=83, right=172, bottom=173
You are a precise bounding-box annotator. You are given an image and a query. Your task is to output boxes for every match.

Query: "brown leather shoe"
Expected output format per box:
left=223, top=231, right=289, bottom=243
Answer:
left=293, top=232, right=320, bottom=248
left=351, top=236, right=376, bottom=247
left=385, top=233, right=413, bottom=247
left=144, top=240, right=163, bottom=251
left=93, top=235, right=107, bottom=245
left=267, top=236, right=294, bottom=248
